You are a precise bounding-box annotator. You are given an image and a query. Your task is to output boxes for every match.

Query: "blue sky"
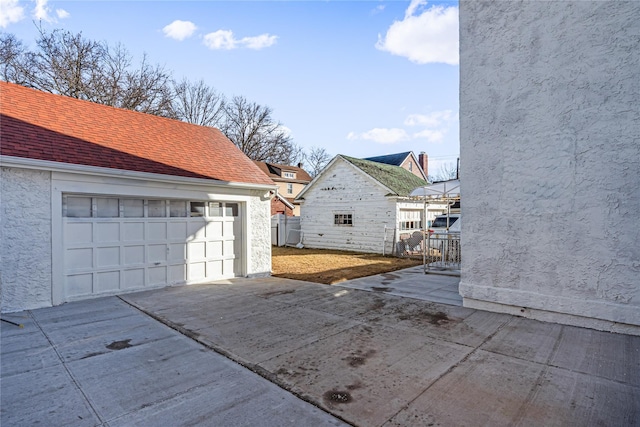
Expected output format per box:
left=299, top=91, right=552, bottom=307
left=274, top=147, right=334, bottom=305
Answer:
left=1, top=0, right=460, bottom=176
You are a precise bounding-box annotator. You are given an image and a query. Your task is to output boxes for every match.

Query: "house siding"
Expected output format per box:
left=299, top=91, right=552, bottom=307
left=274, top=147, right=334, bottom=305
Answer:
left=459, top=1, right=640, bottom=331
left=1, top=167, right=53, bottom=312
left=300, top=160, right=397, bottom=254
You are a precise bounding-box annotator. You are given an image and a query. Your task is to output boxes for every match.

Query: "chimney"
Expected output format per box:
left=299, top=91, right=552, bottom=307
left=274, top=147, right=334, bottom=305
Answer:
left=297, top=162, right=303, bottom=169
left=418, top=152, right=428, bottom=177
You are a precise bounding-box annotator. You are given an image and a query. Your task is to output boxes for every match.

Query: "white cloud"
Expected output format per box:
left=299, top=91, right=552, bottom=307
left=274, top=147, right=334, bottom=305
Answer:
left=347, top=128, right=409, bottom=144
left=241, top=33, right=278, bottom=50
left=203, top=29, right=277, bottom=50
left=371, top=4, right=385, bottom=15
left=28, top=0, right=68, bottom=23
left=349, top=109, right=457, bottom=145
left=0, top=0, right=24, bottom=27
left=413, top=129, right=445, bottom=143
left=34, top=0, right=52, bottom=22
left=404, top=110, right=454, bottom=127
left=203, top=30, right=236, bottom=50
left=376, top=0, right=459, bottom=65
left=163, top=20, right=197, bottom=41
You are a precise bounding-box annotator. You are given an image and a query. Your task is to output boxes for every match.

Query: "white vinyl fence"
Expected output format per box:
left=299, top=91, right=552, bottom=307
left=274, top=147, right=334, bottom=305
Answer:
left=271, top=214, right=302, bottom=247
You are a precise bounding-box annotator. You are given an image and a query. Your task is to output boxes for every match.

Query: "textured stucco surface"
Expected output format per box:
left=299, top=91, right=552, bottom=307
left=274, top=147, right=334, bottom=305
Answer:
left=1, top=167, right=53, bottom=312
left=248, top=191, right=272, bottom=277
left=459, top=1, right=640, bottom=328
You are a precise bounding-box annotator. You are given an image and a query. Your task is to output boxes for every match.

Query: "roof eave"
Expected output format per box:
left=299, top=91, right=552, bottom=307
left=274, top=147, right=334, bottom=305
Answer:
left=1, top=155, right=277, bottom=191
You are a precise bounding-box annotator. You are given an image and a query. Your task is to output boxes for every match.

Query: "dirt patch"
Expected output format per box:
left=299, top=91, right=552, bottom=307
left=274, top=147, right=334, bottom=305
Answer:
left=271, top=246, right=421, bottom=285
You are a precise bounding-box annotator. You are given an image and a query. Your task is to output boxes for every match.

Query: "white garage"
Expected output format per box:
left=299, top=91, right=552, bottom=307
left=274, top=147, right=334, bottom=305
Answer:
left=61, top=195, right=242, bottom=302
left=1, top=82, right=276, bottom=312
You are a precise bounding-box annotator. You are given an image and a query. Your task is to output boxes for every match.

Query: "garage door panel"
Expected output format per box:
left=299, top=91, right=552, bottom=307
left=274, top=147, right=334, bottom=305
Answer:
left=223, top=259, right=234, bottom=276
left=66, top=248, right=93, bottom=270
left=96, top=271, right=120, bottom=292
left=223, top=221, right=234, bottom=236
left=206, top=221, right=223, bottom=237
left=66, top=223, right=93, bottom=244
left=169, top=243, right=186, bottom=262
left=188, top=262, right=206, bottom=281
left=188, top=241, right=206, bottom=260
left=169, top=265, right=186, bottom=283
left=67, top=274, right=93, bottom=297
left=168, top=222, right=187, bottom=239
left=123, top=269, right=145, bottom=289
left=148, top=222, right=167, bottom=240
left=207, top=241, right=223, bottom=257
left=207, top=260, right=223, bottom=277
left=96, top=223, right=120, bottom=242
left=148, top=244, right=167, bottom=262
left=148, top=266, right=167, bottom=285
left=124, top=246, right=145, bottom=265
left=223, top=240, right=235, bottom=256
left=97, top=247, right=120, bottom=267
left=188, top=220, right=206, bottom=239
left=123, top=222, right=145, bottom=241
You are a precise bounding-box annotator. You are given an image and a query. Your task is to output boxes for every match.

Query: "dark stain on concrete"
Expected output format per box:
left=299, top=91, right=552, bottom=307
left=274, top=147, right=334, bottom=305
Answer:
left=80, top=351, right=106, bottom=359
left=371, top=287, right=393, bottom=292
left=106, top=339, right=132, bottom=350
left=399, top=310, right=450, bottom=326
left=345, top=349, right=377, bottom=367
left=369, top=298, right=386, bottom=311
left=259, top=289, right=296, bottom=299
left=324, top=390, right=353, bottom=404
left=346, top=381, right=363, bottom=391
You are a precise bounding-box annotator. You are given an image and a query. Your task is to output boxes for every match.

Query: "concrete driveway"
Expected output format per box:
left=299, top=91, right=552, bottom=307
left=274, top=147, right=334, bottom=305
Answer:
left=2, top=272, right=639, bottom=426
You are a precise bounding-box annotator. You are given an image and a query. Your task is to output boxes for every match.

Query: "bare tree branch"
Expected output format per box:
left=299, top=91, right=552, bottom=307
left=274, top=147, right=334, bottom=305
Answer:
left=305, top=146, right=332, bottom=177
left=172, top=78, right=225, bottom=127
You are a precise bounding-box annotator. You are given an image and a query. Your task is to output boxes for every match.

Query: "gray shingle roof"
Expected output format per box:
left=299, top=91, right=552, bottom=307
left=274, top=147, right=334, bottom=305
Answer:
left=341, top=155, right=427, bottom=196
left=363, top=151, right=412, bottom=167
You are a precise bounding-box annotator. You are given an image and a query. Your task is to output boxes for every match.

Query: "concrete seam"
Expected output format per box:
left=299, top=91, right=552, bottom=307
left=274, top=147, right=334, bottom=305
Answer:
left=379, top=315, right=514, bottom=427
left=118, top=296, right=356, bottom=427
left=28, top=310, right=107, bottom=425
left=511, top=324, right=565, bottom=426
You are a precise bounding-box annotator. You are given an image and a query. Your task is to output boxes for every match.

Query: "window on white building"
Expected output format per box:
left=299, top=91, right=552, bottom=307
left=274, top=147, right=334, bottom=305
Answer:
left=334, top=213, right=353, bottom=226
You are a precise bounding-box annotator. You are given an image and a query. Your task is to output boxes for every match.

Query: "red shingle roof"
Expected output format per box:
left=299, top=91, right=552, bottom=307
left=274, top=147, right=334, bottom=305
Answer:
left=253, top=160, right=312, bottom=183
left=0, top=82, right=274, bottom=186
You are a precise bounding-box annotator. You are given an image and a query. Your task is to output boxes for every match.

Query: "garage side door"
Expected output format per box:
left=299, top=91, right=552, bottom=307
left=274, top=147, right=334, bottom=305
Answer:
left=61, top=196, right=241, bottom=302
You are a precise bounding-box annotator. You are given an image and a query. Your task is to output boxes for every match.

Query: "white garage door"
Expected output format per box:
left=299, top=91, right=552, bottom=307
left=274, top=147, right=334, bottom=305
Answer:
left=61, top=195, right=241, bottom=302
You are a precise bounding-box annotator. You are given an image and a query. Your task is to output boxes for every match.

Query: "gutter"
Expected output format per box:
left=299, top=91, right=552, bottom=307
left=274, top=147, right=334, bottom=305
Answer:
left=0, top=155, right=277, bottom=192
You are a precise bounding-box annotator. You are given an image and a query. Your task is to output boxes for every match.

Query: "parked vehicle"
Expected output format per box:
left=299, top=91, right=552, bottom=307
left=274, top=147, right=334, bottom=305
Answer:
left=429, top=213, right=460, bottom=232
left=427, top=214, right=460, bottom=251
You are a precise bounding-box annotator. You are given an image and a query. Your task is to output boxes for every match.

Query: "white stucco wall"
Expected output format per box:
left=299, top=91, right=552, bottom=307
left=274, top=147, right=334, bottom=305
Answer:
left=247, top=190, right=272, bottom=277
left=1, top=167, right=53, bottom=312
left=459, top=1, right=640, bottom=331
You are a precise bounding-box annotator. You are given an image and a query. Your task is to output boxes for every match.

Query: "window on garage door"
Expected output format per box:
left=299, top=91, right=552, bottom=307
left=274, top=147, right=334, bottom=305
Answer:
left=63, top=197, right=239, bottom=219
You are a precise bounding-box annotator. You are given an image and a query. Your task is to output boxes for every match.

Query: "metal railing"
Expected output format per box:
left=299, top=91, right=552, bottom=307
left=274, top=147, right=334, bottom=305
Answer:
left=425, top=232, right=460, bottom=271
left=397, top=231, right=460, bottom=273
